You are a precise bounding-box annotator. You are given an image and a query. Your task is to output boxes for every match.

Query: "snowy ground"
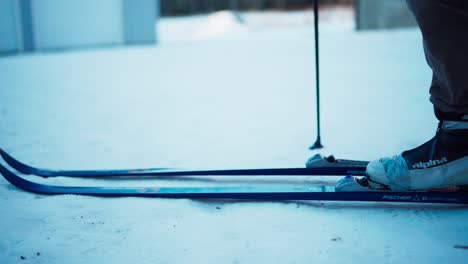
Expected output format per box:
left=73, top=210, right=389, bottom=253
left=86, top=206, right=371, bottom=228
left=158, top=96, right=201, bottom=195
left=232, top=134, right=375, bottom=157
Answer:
left=0, top=9, right=467, bottom=264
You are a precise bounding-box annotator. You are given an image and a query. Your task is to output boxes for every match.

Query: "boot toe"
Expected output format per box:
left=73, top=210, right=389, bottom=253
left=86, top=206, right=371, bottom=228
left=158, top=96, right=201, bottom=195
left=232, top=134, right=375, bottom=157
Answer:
left=366, top=159, right=391, bottom=186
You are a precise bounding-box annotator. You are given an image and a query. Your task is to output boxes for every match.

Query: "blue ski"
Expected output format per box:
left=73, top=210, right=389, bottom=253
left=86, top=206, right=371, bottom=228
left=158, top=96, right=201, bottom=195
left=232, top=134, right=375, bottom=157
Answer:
left=0, top=163, right=466, bottom=204
left=0, top=148, right=368, bottom=177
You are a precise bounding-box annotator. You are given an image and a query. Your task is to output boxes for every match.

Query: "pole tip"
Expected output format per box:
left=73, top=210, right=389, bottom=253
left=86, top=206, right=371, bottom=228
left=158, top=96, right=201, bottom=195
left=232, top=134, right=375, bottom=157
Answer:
left=309, top=138, right=323, bottom=150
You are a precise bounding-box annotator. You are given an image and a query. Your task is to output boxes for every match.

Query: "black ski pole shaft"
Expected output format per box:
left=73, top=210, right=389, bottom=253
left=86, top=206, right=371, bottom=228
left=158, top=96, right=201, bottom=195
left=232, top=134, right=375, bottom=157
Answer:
left=310, top=0, right=323, bottom=150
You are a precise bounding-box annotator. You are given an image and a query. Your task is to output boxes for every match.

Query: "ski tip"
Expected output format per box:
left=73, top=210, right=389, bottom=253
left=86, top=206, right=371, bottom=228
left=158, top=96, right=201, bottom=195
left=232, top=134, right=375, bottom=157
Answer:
left=0, top=147, right=7, bottom=160
left=0, top=148, right=13, bottom=160
left=0, top=148, right=36, bottom=175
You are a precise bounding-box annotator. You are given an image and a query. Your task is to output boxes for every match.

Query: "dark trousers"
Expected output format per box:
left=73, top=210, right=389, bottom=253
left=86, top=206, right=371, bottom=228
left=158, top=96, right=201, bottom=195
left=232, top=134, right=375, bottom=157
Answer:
left=407, top=0, right=468, bottom=115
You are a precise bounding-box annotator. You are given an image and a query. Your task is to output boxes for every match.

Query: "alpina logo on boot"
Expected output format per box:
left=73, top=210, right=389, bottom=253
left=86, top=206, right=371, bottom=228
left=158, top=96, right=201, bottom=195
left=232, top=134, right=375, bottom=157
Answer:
left=412, top=157, right=448, bottom=169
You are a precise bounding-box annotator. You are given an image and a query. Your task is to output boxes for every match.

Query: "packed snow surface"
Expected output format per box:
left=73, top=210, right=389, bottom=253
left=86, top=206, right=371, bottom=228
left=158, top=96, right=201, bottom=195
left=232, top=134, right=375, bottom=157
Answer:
left=0, top=9, right=467, bottom=264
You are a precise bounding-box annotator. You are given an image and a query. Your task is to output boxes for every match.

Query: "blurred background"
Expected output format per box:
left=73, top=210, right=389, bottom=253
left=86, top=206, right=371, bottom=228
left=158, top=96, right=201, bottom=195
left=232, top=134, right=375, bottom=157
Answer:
left=0, top=0, right=430, bottom=167
left=1, top=0, right=416, bottom=53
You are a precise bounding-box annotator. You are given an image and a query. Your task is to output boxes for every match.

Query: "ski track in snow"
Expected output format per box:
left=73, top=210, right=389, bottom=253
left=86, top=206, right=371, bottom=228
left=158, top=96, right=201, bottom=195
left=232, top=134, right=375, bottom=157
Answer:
left=0, top=10, right=467, bottom=264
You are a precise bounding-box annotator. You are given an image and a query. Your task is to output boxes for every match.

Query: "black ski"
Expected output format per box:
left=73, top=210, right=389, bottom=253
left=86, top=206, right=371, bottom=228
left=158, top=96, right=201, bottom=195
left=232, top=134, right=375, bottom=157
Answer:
left=0, top=162, right=466, bottom=204
left=0, top=148, right=368, bottom=177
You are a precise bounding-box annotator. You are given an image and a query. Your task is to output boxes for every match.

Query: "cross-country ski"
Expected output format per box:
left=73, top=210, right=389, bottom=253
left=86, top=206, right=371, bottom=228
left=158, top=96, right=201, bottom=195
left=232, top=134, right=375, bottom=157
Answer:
left=0, top=148, right=368, bottom=177
left=0, top=162, right=466, bottom=204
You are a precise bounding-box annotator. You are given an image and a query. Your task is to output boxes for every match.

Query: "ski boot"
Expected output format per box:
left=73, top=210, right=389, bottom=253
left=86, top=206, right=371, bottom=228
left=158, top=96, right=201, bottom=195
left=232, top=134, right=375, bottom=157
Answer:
left=336, top=113, right=468, bottom=192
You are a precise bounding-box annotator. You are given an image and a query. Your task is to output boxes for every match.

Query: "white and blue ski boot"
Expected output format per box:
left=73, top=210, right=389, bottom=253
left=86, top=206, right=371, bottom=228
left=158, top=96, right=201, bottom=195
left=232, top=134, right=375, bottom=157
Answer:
left=337, top=113, right=468, bottom=191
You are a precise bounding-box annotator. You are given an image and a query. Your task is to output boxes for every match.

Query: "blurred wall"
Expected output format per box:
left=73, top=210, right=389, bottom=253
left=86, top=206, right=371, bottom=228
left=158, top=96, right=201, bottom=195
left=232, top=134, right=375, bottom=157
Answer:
left=0, top=0, right=158, bottom=54
left=0, top=0, right=19, bottom=53
left=356, top=0, right=417, bottom=30
left=123, top=0, right=157, bottom=44
left=19, top=0, right=34, bottom=51
left=32, top=0, right=124, bottom=50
